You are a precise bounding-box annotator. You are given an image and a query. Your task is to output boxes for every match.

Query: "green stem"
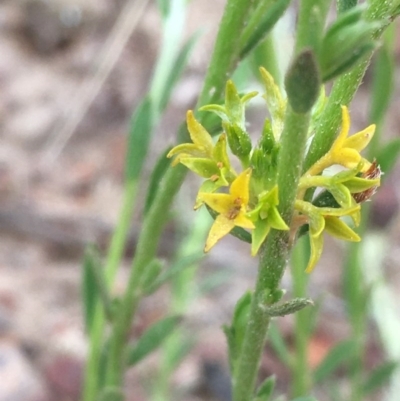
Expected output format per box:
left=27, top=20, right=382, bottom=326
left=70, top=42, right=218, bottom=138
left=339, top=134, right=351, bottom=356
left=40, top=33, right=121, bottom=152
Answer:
left=103, top=0, right=259, bottom=389
left=104, top=165, right=187, bottom=386
left=233, top=108, right=311, bottom=401
left=82, top=180, right=138, bottom=401
left=197, top=0, right=257, bottom=110
left=294, top=0, right=331, bottom=54
left=290, top=237, right=312, bottom=397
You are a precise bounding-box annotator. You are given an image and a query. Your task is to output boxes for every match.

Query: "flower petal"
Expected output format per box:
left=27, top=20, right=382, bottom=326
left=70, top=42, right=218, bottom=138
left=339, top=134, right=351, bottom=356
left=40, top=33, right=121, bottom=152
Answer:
left=305, top=231, right=324, bottom=273
left=234, top=213, right=255, bottom=229
left=212, top=133, right=231, bottom=169
left=334, top=148, right=361, bottom=168
left=204, top=215, right=235, bottom=252
left=230, top=168, right=252, bottom=204
left=198, top=192, right=233, bottom=215
left=324, top=216, right=361, bottom=242
left=179, top=158, right=220, bottom=178
left=343, top=124, right=375, bottom=151
left=187, top=111, right=214, bottom=154
left=333, top=105, right=350, bottom=149
left=167, top=143, right=209, bottom=160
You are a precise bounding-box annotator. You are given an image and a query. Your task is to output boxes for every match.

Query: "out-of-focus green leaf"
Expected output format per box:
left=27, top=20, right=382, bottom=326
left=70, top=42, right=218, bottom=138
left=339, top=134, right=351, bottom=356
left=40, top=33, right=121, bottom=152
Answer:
left=82, top=245, right=100, bottom=334
left=313, top=340, right=356, bottom=383
left=290, top=397, right=318, bottom=401
left=239, top=0, right=291, bottom=59
left=125, top=97, right=153, bottom=182
left=144, top=252, right=204, bottom=294
left=144, top=147, right=172, bottom=215
left=198, top=269, right=232, bottom=295
left=158, top=30, right=202, bottom=112
left=127, top=316, right=181, bottom=366
left=224, top=291, right=252, bottom=373
left=337, top=0, right=358, bottom=13
left=140, top=258, right=164, bottom=293
left=255, top=375, right=276, bottom=401
left=268, top=321, right=293, bottom=368
left=362, top=360, right=398, bottom=395
left=376, top=139, right=400, bottom=176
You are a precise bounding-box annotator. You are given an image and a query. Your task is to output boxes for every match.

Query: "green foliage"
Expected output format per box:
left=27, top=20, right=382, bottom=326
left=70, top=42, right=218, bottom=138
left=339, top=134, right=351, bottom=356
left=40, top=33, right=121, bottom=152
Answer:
left=268, top=322, right=293, bottom=368
left=127, top=316, right=181, bottom=366
left=319, top=5, right=381, bottom=81
left=313, top=340, right=356, bottom=383
left=124, top=97, right=153, bottom=182
left=224, top=291, right=252, bottom=373
left=362, top=361, right=398, bottom=395
left=239, top=0, right=292, bottom=59
left=143, top=252, right=204, bottom=295
left=254, top=375, right=276, bottom=401
left=82, top=246, right=101, bottom=334
left=144, top=148, right=172, bottom=215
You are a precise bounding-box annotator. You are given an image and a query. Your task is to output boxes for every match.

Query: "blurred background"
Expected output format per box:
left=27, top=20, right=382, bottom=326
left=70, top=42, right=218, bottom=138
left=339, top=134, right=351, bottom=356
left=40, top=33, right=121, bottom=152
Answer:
left=0, top=1, right=399, bottom=400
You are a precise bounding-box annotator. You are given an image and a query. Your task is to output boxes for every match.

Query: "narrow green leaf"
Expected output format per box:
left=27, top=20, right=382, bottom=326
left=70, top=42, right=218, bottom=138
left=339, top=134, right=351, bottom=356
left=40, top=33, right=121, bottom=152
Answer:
left=82, top=245, right=100, bottom=333
left=127, top=316, right=181, bottom=366
left=158, top=30, right=202, bottom=112
left=285, top=49, right=321, bottom=114
left=337, top=0, right=358, bottom=14
left=198, top=269, right=232, bottom=295
left=268, top=322, right=293, bottom=367
left=376, top=139, right=400, bottom=176
left=144, top=147, right=172, bottom=215
left=140, top=258, right=164, bottom=293
left=255, top=375, right=276, bottom=401
left=362, top=360, right=398, bottom=395
left=165, top=336, right=194, bottom=372
left=125, top=97, right=154, bottom=182
left=225, top=291, right=253, bottom=373
left=144, top=252, right=204, bottom=294
left=313, top=340, right=356, bottom=383
left=290, top=397, right=318, bottom=401
left=265, top=298, right=313, bottom=317
left=239, top=0, right=291, bottom=59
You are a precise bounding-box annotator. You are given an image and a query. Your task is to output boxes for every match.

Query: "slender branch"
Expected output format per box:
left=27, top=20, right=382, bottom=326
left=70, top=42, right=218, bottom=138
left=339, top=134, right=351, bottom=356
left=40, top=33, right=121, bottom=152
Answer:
left=233, top=108, right=311, bottom=401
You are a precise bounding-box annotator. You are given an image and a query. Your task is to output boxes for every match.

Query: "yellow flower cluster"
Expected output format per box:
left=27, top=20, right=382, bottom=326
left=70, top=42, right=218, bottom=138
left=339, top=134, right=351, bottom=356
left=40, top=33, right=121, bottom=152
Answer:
left=167, top=70, right=380, bottom=273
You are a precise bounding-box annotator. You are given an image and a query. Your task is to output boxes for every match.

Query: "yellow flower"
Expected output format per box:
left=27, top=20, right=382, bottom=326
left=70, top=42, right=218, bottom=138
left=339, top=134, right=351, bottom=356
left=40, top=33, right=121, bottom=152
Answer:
left=167, top=110, right=214, bottom=165
left=198, top=169, right=255, bottom=252
left=306, top=106, right=375, bottom=176
left=295, top=200, right=361, bottom=272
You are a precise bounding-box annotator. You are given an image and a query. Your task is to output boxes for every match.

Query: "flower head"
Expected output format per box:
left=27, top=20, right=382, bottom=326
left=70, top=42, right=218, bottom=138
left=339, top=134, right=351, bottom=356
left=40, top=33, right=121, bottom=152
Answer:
left=198, top=169, right=255, bottom=252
